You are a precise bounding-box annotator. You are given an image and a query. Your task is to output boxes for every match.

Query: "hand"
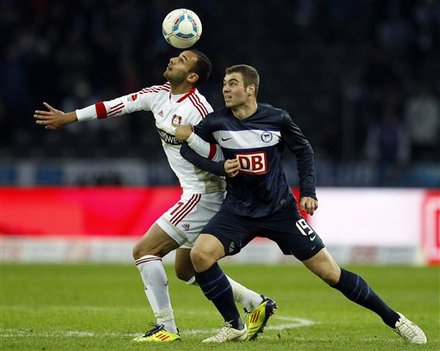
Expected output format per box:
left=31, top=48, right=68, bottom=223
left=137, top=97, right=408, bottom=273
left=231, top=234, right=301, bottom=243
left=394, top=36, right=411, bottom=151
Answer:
left=174, top=124, right=193, bottom=141
left=300, top=197, right=319, bottom=215
left=34, top=102, right=77, bottom=130
left=224, top=158, right=240, bottom=177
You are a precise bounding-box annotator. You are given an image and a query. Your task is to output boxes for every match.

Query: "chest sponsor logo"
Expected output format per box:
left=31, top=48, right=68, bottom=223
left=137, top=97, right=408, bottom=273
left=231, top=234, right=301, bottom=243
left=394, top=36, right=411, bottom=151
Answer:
left=157, top=128, right=182, bottom=145
left=236, top=151, right=268, bottom=175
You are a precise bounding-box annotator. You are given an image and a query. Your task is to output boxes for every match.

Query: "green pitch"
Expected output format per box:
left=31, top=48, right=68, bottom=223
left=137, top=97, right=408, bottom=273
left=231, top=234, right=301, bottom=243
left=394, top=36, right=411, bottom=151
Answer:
left=1, top=263, right=439, bottom=351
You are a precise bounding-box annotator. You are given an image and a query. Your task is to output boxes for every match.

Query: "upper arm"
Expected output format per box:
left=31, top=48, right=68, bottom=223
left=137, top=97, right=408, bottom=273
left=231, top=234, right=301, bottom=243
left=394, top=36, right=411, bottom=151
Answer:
left=193, top=116, right=217, bottom=144
left=281, top=111, right=312, bottom=153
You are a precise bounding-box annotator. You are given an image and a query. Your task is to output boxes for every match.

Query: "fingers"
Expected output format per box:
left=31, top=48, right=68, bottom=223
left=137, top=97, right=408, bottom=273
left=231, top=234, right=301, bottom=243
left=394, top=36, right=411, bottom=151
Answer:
left=224, top=158, right=241, bottom=177
left=34, top=112, right=58, bottom=129
left=300, top=197, right=318, bottom=216
left=34, top=110, right=53, bottom=117
left=34, top=103, right=56, bottom=127
left=174, top=124, right=193, bottom=140
left=34, top=113, right=53, bottom=126
left=43, top=102, right=55, bottom=111
left=34, top=113, right=52, bottom=120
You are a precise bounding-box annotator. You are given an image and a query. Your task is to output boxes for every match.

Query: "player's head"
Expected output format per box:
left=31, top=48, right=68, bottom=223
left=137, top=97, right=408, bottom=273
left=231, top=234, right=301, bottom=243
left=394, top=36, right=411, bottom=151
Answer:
left=223, top=64, right=260, bottom=108
left=188, top=49, right=212, bottom=86
left=163, top=49, right=211, bottom=88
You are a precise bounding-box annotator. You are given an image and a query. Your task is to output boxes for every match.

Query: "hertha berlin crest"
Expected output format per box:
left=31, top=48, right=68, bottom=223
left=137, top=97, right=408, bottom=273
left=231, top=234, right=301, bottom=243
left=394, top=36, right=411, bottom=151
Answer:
left=261, top=131, right=273, bottom=143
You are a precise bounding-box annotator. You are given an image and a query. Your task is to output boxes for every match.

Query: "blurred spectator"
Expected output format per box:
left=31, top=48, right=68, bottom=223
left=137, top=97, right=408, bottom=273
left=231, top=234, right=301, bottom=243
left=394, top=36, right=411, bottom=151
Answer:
left=0, top=0, right=438, bottom=187
left=376, top=0, right=414, bottom=54
left=403, top=82, right=440, bottom=161
left=365, top=102, right=410, bottom=185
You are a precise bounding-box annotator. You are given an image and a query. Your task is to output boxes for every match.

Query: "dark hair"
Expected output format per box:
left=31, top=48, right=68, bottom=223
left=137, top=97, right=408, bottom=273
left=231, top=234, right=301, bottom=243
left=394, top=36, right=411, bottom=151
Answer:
left=225, top=64, right=260, bottom=97
left=189, top=49, right=212, bottom=86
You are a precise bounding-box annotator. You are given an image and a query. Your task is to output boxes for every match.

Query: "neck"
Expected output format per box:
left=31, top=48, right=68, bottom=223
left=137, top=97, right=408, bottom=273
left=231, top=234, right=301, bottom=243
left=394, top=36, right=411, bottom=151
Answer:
left=231, top=101, right=258, bottom=120
left=170, top=82, right=193, bottom=95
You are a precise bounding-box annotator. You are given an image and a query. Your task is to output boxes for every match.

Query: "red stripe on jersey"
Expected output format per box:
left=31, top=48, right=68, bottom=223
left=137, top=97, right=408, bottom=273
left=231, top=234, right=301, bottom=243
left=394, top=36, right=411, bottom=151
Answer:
left=192, top=93, right=209, bottom=114
left=139, top=84, right=170, bottom=94
left=189, top=94, right=209, bottom=118
left=208, top=144, right=217, bottom=160
left=108, top=108, right=124, bottom=117
left=95, top=101, right=107, bottom=119
left=106, top=102, right=124, bottom=117
left=189, top=93, right=209, bottom=116
left=110, top=102, right=124, bottom=111
left=170, top=194, right=201, bottom=226
left=141, top=87, right=161, bottom=94
left=176, top=88, right=196, bottom=103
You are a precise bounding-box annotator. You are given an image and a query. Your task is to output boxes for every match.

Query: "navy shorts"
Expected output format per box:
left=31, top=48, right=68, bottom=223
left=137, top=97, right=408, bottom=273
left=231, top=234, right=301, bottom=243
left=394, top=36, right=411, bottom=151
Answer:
left=201, top=201, right=325, bottom=261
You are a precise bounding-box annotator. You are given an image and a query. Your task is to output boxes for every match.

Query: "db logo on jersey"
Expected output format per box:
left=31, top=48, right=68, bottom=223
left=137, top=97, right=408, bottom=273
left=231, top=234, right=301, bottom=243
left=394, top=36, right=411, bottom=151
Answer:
left=237, top=151, right=268, bottom=175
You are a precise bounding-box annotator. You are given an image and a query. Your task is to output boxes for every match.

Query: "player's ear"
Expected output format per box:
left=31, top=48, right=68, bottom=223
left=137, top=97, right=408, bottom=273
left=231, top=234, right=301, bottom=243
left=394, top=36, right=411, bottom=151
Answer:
left=246, top=84, right=256, bottom=96
left=187, top=72, right=199, bottom=85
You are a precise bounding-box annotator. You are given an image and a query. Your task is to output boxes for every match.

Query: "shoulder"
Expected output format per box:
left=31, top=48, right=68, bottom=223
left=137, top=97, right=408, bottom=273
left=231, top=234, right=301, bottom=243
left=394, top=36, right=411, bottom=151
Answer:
left=185, top=89, right=213, bottom=118
left=258, top=103, right=291, bottom=122
left=139, top=82, right=171, bottom=95
left=205, top=106, right=230, bottom=121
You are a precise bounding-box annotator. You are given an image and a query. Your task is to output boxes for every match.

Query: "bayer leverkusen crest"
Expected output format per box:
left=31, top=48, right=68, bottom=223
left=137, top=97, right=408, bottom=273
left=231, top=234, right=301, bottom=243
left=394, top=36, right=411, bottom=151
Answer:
left=171, top=114, right=182, bottom=126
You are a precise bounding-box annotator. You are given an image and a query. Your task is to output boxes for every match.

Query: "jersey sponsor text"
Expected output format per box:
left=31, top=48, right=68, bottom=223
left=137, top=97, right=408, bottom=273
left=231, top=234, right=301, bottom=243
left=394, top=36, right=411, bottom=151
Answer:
left=236, top=151, right=268, bottom=175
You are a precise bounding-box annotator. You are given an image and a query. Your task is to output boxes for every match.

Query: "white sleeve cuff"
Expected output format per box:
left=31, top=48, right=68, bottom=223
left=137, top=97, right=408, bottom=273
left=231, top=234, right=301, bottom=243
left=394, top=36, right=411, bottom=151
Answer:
left=76, top=105, right=97, bottom=121
left=187, top=132, right=211, bottom=158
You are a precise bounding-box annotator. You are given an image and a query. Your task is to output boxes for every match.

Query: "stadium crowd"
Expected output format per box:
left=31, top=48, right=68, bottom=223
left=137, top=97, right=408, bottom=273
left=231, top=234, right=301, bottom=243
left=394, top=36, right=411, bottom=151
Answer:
left=1, top=0, right=439, bottom=186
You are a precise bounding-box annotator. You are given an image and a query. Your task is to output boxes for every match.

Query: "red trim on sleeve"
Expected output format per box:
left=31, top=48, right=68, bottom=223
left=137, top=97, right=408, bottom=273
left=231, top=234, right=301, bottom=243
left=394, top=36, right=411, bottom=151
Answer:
left=208, top=144, right=217, bottom=160
left=95, top=101, right=107, bottom=119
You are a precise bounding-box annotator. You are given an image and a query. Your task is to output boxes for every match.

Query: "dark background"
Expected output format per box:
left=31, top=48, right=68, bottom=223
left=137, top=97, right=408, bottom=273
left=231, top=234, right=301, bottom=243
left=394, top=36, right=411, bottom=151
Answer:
left=1, top=0, right=439, bottom=186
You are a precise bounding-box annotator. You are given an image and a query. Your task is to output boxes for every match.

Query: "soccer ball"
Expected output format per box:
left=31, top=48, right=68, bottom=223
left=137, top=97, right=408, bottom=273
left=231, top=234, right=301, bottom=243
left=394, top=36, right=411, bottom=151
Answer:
left=162, top=8, right=202, bottom=49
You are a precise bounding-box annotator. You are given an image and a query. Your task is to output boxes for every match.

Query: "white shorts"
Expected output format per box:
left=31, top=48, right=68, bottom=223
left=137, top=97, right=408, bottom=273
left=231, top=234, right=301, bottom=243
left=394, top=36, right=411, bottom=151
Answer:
left=155, top=192, right=224, bottom=249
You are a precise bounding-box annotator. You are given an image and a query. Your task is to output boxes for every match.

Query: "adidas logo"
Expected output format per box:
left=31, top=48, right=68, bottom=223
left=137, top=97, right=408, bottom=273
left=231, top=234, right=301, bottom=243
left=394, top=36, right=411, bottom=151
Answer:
left=250, top=311, right=260, bottom=323
left=156, top=332, right=170, bottom=341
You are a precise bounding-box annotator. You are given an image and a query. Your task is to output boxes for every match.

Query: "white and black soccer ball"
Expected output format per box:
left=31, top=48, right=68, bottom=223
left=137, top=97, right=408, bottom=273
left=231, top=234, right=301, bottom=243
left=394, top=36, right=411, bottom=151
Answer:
left=162, top=8, right=202, bottom=49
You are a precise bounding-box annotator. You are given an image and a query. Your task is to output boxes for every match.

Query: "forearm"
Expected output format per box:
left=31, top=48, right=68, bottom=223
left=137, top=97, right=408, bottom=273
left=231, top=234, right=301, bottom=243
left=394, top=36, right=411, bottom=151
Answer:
left=180, top=143, right=226, bottom=176
left=76, top=94, right=145, bottom=121
left=63, top=111, right=79, bottom=125
left=296, top=146, right=317, bottom=199
left=187, top=132, right=223, bottom=161
left=76, top=101, right=119, bottom=121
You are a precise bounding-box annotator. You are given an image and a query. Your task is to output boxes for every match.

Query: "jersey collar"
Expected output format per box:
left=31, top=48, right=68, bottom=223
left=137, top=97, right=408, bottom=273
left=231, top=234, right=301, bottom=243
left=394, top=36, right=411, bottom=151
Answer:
left=175, top=88, right=196, bottom=103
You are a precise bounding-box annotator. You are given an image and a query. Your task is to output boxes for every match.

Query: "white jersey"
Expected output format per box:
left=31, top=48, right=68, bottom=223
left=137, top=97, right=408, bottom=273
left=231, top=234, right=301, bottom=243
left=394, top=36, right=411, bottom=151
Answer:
left=76, top=82, right=225, bottom=194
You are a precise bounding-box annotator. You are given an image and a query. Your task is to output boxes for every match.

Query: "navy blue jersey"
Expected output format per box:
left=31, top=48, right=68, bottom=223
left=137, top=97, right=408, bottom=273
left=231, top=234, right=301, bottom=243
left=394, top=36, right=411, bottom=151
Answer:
left=181, top=103, right=316, bottom=217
